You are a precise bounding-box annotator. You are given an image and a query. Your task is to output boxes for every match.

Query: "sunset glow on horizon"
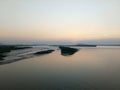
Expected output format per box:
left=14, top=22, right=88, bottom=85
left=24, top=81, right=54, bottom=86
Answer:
left=0, top=0, right=120, bottom=44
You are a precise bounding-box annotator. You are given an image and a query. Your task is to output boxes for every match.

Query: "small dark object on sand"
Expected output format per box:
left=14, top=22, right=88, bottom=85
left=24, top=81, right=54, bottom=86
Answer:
left=34, top=50, right=54, bottom=55
left=59, top=46, right=78, bottom=56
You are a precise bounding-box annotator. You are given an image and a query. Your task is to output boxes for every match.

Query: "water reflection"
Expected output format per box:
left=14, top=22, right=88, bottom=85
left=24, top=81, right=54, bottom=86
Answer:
left=0, top=48, right=55, bottom=65
left=0, top=46, right=120, bottom=90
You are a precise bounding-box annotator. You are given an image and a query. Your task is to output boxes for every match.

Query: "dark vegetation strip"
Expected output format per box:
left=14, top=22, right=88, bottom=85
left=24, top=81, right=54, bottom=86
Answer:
left=59, top=46, right=78, bottom=52
left=34, top=50, right=54, bottom=55
left=0, top=45, right=32, bottom=60
left=59, top=46, right=79, bottom=56
left=51, top=45, right=97, bottom=47
left=75, top=43, right=97, bottom=47
left=0, top=50, right=55, bottom=65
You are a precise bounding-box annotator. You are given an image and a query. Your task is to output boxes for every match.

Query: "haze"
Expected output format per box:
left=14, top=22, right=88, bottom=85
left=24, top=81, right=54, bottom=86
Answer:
left=0, top=0, right=120, bottom=44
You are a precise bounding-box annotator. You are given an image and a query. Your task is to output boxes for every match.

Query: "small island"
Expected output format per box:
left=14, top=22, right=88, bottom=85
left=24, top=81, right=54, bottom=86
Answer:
left=34, top=50, right=54, bottom=55
left=59, top=46, right=79, bottom=56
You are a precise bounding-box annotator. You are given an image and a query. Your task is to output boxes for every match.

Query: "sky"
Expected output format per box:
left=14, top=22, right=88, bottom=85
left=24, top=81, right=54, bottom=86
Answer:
left=0, top=0, right=120, bottom=44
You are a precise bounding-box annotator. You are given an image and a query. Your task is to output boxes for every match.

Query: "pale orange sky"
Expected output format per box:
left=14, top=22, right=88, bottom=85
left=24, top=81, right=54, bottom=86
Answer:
left=0, top=0, right=120, bottom=44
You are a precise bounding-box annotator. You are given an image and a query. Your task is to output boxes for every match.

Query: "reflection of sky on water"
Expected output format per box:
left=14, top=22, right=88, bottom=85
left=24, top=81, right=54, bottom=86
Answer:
left=0, top=46, right=120, bottom=90
left=0, top=46, right=56, bottom=65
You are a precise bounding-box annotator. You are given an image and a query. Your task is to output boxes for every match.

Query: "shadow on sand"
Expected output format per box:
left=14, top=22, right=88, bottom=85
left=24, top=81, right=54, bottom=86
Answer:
left=59, top=46, right=79, bottom=56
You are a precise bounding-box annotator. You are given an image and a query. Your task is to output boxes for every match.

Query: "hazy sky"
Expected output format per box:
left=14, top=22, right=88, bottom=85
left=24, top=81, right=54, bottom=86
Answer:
left=0, top=0, right=120, bottom=44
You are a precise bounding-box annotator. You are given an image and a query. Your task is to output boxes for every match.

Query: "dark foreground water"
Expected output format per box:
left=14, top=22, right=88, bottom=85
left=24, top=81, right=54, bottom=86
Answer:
left=0, top=46, right=120, bottom=90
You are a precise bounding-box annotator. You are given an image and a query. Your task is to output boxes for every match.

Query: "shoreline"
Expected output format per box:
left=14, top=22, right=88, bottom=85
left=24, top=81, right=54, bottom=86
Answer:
left=0, top=45, right=32, bottom=60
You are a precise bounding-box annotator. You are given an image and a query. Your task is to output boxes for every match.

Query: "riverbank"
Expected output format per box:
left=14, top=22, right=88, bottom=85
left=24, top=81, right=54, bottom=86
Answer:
left=0, top=45, right=31, bottom=60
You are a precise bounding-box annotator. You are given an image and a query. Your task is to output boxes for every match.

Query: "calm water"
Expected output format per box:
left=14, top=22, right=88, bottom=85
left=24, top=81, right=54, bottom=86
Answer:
left=0, top=46, right=120, bottom=90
